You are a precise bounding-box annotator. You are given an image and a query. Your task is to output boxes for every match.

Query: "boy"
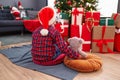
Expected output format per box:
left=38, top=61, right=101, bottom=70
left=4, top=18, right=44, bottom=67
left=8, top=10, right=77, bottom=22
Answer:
left=31, top=6, right=82, bottom=66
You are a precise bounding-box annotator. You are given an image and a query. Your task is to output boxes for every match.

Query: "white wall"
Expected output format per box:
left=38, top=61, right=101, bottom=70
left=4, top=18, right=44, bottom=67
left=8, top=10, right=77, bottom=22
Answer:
left=48, top=0, right=55, bottom=8
left=48, top=0, right=118, bottom=17
left=97, top=0, right=118, bottom=17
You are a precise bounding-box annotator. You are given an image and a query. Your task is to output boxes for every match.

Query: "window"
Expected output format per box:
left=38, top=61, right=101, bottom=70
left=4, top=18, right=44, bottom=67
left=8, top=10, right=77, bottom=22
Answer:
left=97, top=0, right=118, bottom=17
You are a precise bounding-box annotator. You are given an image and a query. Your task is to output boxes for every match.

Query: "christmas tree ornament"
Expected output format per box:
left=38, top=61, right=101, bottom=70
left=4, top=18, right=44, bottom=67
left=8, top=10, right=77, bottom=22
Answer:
left=18, top=0, right=24, bottom=9
left=11, top=7, right=21, bottom=20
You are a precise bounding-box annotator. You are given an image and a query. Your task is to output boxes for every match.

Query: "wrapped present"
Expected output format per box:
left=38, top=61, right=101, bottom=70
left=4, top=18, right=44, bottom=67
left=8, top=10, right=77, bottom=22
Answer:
left=100, top=17, right=114, bottom=26
left=71, top=7, right=84, bottom=26
left=81, top=23, right=91, bottom=51
left=71, top=23, right=91, bottom=51
left=85, top=11, right=100, bottom=27
left=92, top=26, right=115, bottom=53
left=55, top=20, right=69, bottom=40
left=114, top=29, right=120, bottom=52
left=60, top=12, right=69, bottom=20
left=71, top=7, right=84, bottom=37
left=111, top=13, right=120, bottom=28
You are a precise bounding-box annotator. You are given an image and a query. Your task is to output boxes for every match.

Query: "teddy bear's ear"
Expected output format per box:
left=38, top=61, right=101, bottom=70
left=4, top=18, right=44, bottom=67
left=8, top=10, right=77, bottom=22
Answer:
left=67, top=38, right=71, bottom=43
left=79, top=38, right=84, bottom=44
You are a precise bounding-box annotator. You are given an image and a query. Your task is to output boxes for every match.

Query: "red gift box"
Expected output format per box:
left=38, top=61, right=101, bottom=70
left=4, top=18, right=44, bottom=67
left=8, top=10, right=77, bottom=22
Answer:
left=85, top=11, right=100, bottom=27
left=70, top=7, right=84, bottom=37
left=71, top=23, right=91, bottom=52
left=55, top=22, right=69, bottom=39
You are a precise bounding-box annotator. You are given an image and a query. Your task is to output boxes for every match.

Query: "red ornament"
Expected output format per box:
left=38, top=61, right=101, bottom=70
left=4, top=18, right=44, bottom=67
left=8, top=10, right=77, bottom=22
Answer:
left=57, top=8, right=61, bottom=13
left=54, top=1, right=56, bottom=4
left=67, top=1, right=72, bottom=5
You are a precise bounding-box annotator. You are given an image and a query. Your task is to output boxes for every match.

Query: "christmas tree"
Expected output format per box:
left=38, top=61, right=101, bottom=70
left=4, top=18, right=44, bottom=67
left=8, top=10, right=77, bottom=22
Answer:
left=54, top=0, right=98, bottom=19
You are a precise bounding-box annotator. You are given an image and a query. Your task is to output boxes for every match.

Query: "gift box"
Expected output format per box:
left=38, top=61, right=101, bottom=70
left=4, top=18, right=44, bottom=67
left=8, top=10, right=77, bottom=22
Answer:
left=60, top=12, right=69, bottom=20
left=71, top=23, right=91, bottom=51
left=71, top=8, right=84, bottom=26
left=111, top=13, right=120, bottom=28
left=82, top=23, right=92, bottom=51
left=92, top=26, right=115, bottom=53
left=100, top=17, right=114, bottom=26
left=55, top=20, right=69, bottom=40
left=71, top=8, right=84, bottom=37
left=85, top=11, right=100, bottom=27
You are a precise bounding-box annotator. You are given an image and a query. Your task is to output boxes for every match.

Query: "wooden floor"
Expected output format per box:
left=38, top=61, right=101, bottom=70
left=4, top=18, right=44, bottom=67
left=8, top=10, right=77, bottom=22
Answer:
left=0, top=53, right=120, bottom=80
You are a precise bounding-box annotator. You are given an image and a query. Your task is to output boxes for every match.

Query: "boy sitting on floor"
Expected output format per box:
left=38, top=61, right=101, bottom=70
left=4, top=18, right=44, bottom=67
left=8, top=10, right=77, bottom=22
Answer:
left=31, top=6, right=86, bottom=66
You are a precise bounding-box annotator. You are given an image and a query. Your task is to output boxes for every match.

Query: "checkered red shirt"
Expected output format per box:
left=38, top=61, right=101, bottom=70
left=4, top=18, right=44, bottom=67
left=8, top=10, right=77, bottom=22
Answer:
left=31, top=26, right=79, bottom=65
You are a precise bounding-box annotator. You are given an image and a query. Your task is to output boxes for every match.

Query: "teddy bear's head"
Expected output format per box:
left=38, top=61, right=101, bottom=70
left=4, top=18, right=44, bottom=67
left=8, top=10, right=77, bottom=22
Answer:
left=68, top=37, right=87, bottom=58
left=68, top=37, right=84, bottom=51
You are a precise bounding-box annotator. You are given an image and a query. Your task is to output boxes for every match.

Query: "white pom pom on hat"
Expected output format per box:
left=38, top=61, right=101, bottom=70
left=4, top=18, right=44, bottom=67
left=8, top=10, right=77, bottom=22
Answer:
left=38, top=6, right=56, bottom=36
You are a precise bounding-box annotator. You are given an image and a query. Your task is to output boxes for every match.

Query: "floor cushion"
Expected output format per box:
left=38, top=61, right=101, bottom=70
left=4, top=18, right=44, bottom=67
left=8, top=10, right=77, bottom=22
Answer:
left=64, top=53, right=102, bottom=72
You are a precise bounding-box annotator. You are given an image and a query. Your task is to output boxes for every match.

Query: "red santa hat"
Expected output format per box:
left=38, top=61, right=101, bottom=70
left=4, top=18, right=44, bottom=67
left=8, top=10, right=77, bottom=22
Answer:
left=38, top=6, right=56, bottom=36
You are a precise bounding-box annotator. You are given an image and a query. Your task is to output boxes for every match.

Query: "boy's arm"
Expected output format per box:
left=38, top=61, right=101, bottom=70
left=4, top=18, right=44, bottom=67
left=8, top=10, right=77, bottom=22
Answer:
left=54, top=31, right=80, bottom=59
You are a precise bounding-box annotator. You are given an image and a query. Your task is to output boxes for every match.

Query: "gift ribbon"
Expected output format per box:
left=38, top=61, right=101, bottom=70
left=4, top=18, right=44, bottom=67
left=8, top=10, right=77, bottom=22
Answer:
left=88, top=10, right=94, bottom=27
left=92, top=26, right=114, bottom=53
left=72, top=8, right=84, bottom=25
left=60, top=23, right=69, bottom=33
left=79, top=24, right=91, bottom=49
left=59, top=19, right=69, bottom=33
left=85, top=12, right=99, bottom=32
left=113, top=13, right=118, bottom=20
left=100, top=18, right=111, bottom=26
left=105, top=18, right=111, bottom=26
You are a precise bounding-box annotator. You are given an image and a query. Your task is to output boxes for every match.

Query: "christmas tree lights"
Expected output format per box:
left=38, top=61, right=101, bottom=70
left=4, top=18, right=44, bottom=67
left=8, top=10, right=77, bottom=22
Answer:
left=54, top=0, right=98, bottom=19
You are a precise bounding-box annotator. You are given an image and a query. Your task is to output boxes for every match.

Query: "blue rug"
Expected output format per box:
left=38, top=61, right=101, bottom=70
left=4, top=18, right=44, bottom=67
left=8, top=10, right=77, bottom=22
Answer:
left=0, top=45, right=79, bottom=80
left=0, top=33, right=32, bottom=45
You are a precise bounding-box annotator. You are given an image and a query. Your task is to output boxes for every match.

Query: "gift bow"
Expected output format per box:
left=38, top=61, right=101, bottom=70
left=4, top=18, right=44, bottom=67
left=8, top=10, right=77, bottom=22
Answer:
left=96, top=39, right=113, bottom=53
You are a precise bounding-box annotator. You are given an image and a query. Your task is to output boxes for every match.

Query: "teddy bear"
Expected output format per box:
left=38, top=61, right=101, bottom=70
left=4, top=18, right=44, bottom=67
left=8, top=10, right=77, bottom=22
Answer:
left=64, top=37, right=102, bottom=72
left=67, top=37, right=87, bottom=58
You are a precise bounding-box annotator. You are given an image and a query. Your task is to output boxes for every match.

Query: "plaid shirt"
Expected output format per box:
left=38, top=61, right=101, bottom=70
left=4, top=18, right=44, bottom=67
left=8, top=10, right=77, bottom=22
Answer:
left=31, top=25, right=79, bottom=65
